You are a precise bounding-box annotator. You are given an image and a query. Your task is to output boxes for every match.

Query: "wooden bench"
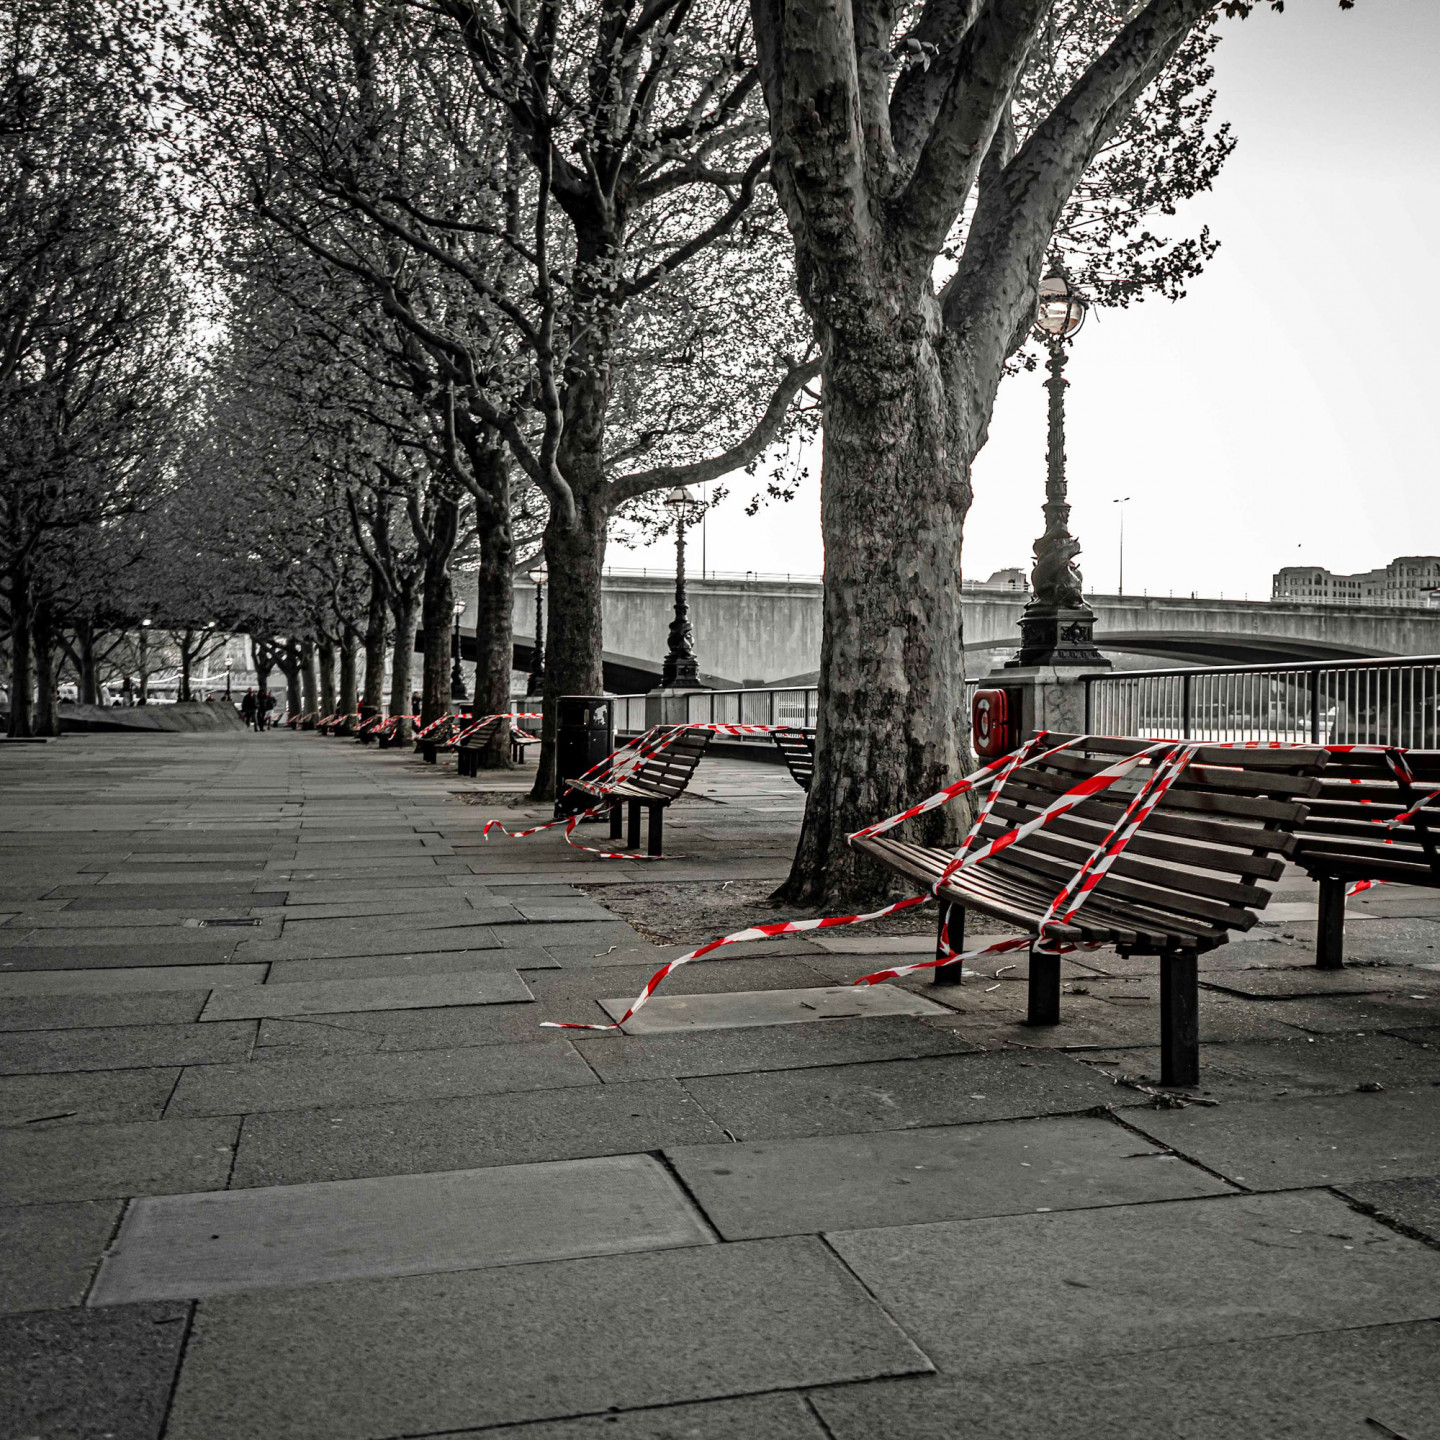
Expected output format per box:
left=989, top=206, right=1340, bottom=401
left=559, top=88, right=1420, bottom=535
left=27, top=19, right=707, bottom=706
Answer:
left=569, top=726, right=714, bottom=856
left=456, top=715, right=507, bottom=777
left=772, top=727, right=815, bottom=790
left=416, top=714, right=467, bottom=764
left=850, top=733, right=1328, bottom=1086
left=1293, top=746, right=1440, bottom=968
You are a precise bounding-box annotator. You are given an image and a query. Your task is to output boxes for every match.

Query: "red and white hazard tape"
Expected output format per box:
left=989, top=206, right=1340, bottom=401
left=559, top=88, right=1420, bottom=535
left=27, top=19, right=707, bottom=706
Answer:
left=544, top=734, right=1209, bottom=1030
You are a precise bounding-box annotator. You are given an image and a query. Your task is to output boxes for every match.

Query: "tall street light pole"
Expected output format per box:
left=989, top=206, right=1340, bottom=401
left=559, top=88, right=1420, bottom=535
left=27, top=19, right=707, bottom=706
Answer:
left=661, top=486, right=702, bottom=688
left=1114, top=496, right=1131, bottom=596
left=450, top=598, right=468, bottom=701
left=526, top=566, right=546, bottom=697
left=1009, top=268, right=1107, bottom=670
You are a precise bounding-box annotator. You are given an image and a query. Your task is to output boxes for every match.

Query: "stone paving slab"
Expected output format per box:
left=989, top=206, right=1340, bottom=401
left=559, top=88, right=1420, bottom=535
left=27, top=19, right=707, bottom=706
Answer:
left=1, top=1301, right=190, bottom=1440
left=0, top=962, right=267, bottom=996
left=263, top=948, right=561, bottom=986
left=1131, top=1089, right=1440, bottom=1188
left=0, top=990, right=209, bottom=1033
left=259, top=893, right=487, bottom=921
left=200, top=969, right=532, bottom=1021
left=234, top=928, right=509, bottom=964
left=162, top=1237, right=931, bottom=1440
left=0, top=1020, right=256, bottom=1075
left=829, top=1190, right=1440, bottom=1375
left=169, top=1039, right=594, bottom=1118
left=0, top=941, right=240, bottom=970
left=679, top=1049, right=1131, bottom=1142
left=601, top=985, right=953, bottom=1034
left=12, top=908, right=269, bottom=930
left=0, top=1115, right=239, bottom=1203
left=92, top=1154, right=713, bottom=1305
left=0, top=1067, right=180, bottom=1127
left=1337, top=1176, right=1440, bottom=1243
left=1080, top=1031, right=1440, bottom=1103
left=0, top=1199, right=121, bottom=1313
left=573, top=1015, right=981, bottom=1083
left=251, top=1004, right=592, bottom=1056
left=62, top=890, right=290, bottom=910
left=810, top=1320, right=1440, bottom=1440
left=459, top=1393, right=828, bottom=1440
left=667, top=1115, right=1232, bottom=1239
left=1203, top=965, right=1440, bottom=998
left=229, top=1079, right=728, bottom=1189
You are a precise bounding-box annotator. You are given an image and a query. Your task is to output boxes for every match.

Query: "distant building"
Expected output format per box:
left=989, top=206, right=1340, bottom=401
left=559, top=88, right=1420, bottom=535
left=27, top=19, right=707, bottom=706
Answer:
left=1272, top=557, right=1440, bottom=608
left=967, top=567, right=1030, bottom=592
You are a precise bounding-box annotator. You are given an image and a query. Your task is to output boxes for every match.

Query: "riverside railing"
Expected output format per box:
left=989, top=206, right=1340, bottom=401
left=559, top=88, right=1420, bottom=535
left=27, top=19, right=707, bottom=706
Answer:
left=1085, top=656, right=1440, bottom=747
left=612, top=681, right=983, bottom=745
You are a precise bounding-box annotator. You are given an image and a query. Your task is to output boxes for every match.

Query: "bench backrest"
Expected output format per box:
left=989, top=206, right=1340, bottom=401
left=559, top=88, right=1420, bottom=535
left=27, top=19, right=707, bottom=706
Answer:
left=772, top=728, right=815, bottom=790
left=458, top=715, right=505, bottom=750
left=1294, top=747, right=1440, bottom=886
left=627, top=726, right=713, bottom=799
left=923, top=733, right=1328, bottom=937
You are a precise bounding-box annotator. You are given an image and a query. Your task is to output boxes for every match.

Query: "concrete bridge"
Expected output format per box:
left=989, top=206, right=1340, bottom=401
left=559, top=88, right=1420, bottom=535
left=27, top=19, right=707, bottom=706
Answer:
left=490, top=571, right=1440, bottom=690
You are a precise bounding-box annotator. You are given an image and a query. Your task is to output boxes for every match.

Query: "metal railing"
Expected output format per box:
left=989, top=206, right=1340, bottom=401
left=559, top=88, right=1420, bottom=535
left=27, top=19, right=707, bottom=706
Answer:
left=612, top=686, right=819, bottom=743
left=1086, top=656, right=1440, bottom=747
left=613, top=681, right=983, bottom=744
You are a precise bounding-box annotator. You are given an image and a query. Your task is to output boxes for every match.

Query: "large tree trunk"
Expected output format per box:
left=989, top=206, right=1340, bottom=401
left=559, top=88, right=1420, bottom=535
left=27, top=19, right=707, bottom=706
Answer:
left=317, top=639, right=337, bottom=716
left=778, top=315, right=974, bottom=910
left=338, top=631, right=358, bottom=725
left=300, top=642, right=319, bottom=718
left=531, top=494, right=608, bottom=800
left=6, top=566, right=33, bottom=738
left=76, top=623, right=99, bottom=706
left=179, top=633, right=193, bottom=703
left=32, top=600, right=59, bottom=738
left=361, top=581, right=388, bottom=714
left=419, top=496, right=459, bottom=727
left=388, top=594, right=417, bottom=739
left=471, top=503, right=516, bottom=770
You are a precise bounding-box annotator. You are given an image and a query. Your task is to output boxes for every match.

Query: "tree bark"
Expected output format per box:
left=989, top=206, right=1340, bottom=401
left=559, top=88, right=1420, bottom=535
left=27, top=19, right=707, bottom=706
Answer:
left=179, top=633, right=193, bottom=704
left=6, top=566, right=34, bottom=738
left=338, top=631, right=358, bottom=724
left=418, top=494, right=459, bottom=728
left=76, top=623, right=99, bottom=706
left=32, top=600, right=59, bottom=738
left=300, top=641, right=319, bottom=718
left=531, top=492, right=608, bottom=800
left=388, top=595, right=417, bottom=739
left=317, top=638, right=337, bottom=716
left=470, top=511, right=516, bottom=769
left=361, top=580, right=388, bottom=714
left=779, top=318, right=973, bottom=907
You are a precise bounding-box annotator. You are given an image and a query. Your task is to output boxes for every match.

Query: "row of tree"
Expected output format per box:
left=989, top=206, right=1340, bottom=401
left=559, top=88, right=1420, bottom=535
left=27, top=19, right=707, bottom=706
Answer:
left=4, top=0, right=1332, bottom=900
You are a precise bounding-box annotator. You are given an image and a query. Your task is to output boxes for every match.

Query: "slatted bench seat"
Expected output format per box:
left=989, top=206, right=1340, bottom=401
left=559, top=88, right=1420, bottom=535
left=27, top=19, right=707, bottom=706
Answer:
left=509, top=723, right=542, bottom=765
left=1294, top=746, right=1440, bottom=968
left=416, top=714, right=468, bottom=764
left=772, top=727, right=815, bottom=790
left=456, top=715, right=507, bottom=777
left=850, top=733, right=1328, bottom=1086
left=569, top=726, right=714, bottom=856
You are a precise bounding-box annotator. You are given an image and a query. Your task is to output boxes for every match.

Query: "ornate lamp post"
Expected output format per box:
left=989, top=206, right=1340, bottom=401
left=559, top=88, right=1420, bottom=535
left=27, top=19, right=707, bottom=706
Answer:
left=450, top=598, right=468, bottom=701
left=526, top=565, right=546, bottom=697
left=1009, top=268, right=1107, bottom=669
left=661, top=486, right=703, bottom=688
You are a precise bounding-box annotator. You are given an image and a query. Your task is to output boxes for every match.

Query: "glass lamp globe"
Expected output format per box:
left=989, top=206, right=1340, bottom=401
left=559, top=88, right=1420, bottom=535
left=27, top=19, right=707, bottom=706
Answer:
left=1035, top=269, right=1087, bottom=340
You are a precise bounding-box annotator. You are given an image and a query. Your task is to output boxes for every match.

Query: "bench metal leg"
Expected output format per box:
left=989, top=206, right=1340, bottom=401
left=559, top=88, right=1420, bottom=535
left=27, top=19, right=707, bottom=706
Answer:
left=1027, top=946, right=1061, bottom=1026
left=1160, top=950, right=1200, bottom=1088
left=648, top=804, right=663, bottom=857
left=609, top=802, right=623, bottom=840
left=933, top=901, right=964, bottom=985
left=1316, top=876, right=1346, bottom=970
left=627, top=800, right=642, bottom=851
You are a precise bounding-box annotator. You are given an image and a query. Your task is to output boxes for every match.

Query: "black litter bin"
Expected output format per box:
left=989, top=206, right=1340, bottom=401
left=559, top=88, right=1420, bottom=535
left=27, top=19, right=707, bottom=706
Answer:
left=555, top=695, right=615, bottom=818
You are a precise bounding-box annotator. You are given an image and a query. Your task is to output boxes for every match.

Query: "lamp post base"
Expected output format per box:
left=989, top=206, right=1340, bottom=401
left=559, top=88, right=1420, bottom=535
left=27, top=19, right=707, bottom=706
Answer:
left=1006, top=604, right=1109, bottom=670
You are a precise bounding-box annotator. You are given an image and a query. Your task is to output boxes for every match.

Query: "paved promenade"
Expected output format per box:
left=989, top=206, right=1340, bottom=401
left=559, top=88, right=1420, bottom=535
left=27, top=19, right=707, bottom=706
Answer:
left=3, top=729, right=1439, bottom=1439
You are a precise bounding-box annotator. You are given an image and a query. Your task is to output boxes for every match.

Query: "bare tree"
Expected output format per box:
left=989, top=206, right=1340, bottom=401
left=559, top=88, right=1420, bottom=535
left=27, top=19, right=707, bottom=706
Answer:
left=750, top=0, right=1349, bottom=905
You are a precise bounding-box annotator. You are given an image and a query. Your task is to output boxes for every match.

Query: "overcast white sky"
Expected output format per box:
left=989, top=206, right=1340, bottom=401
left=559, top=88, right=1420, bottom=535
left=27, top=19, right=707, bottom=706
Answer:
left=606, top=0, right=1440, bottom=599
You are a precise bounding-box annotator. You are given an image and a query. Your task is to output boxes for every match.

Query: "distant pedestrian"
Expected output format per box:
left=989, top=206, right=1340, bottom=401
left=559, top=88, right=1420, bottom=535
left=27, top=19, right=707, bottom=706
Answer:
left=240, top=689, right=256, bottom=729
left=261, top=692, right=276, bottom=730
